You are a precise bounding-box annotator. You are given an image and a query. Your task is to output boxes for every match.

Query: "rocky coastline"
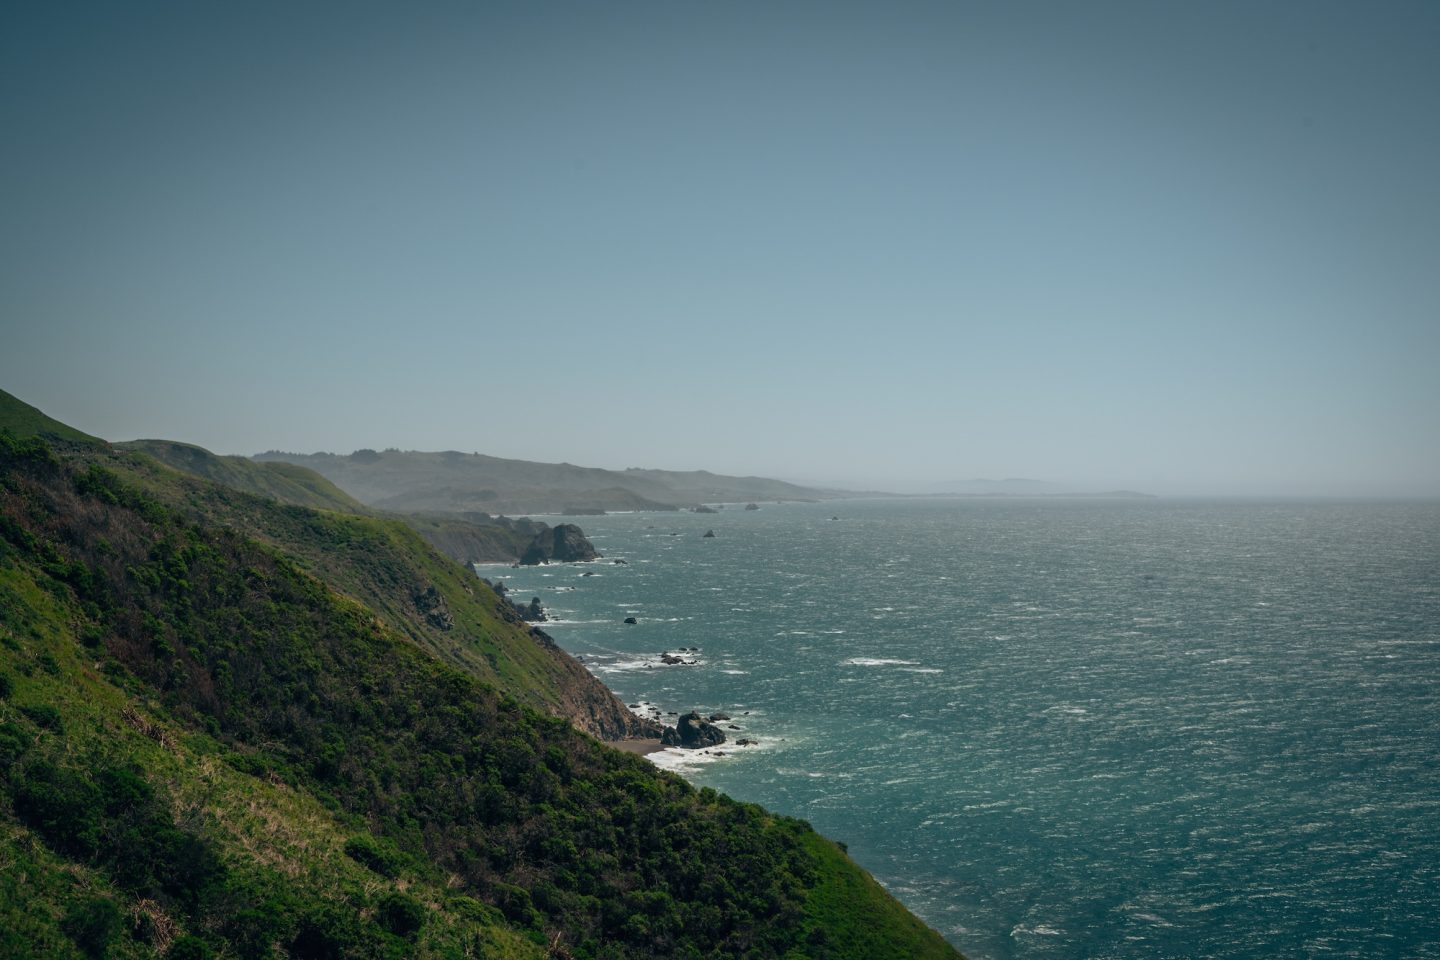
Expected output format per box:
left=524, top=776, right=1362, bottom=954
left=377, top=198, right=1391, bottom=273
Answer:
left=481, top=552, right=762, bottom=761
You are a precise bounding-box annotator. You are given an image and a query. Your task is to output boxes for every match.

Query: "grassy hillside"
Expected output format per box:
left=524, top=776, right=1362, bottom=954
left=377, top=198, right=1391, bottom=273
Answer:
left=0, top=429, right=963, bottom=959
left=87, top=447, right=648, bottom=740
left=119, top=439, right=366, bottom=513
left=255, top=448, right=833, bottom=515
left=122, top=439, right=588, bottom=565
left=0, top=388, right=102, bottom=444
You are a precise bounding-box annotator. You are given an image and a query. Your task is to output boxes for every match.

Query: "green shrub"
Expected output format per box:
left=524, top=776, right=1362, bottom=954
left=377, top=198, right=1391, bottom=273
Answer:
left=19, top=702, right=62, bottom=731
left=0, top=721, right=27, bottom=763
left=11, top=758, right=103, bottom=859
left=343, top=834, right=404, bottom=878
left=289, top=904, right=364, bottom=960
left=375, top=891, right=425, bottom=938
left=167, top=935, right=215, bottom=960
left=62, top=897, right=121, bottom=958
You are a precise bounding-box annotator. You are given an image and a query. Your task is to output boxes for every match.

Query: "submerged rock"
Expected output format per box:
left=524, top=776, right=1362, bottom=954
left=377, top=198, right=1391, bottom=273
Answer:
left=702, top=529, right=716, bottom=539
left=623, top=616, right=637, bottom=625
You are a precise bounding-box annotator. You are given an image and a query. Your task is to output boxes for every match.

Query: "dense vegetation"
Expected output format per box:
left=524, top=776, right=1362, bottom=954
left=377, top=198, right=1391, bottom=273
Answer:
left=81, top=444, right=647, bottom=738
left=0, top=406, right=961, bottom=959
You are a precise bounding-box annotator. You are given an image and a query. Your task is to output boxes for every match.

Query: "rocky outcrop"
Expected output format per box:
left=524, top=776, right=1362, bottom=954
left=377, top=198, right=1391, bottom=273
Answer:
left=520, top=523, right=600, bottom=565
left=406, top=512, right=548, bottom=564
left=693, top=504, right=718, bottom=514
left=744, top=503, right=760, bottom=511
left=702, top=529, right=716, bottom=539
left=547, top=657, right=664, bottom=741
left=480, top=579, right=546, bottom=624
left=660, top=711, right=727, bottom=749
left=411, top=585, right=454, bottom=632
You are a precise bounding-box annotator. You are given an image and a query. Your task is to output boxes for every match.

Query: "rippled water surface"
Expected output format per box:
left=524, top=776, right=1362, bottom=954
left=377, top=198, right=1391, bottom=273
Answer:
left=487, top=499, right=1440, bottom=958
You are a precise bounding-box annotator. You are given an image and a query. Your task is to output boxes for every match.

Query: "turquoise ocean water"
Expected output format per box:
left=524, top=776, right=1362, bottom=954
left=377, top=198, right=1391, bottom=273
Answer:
left=481, top=499, right=1440, bottom=959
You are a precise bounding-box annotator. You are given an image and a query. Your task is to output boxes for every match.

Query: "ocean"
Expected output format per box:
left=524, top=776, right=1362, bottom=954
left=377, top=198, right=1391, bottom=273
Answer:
left=481, top=498, right=1440, bottom=959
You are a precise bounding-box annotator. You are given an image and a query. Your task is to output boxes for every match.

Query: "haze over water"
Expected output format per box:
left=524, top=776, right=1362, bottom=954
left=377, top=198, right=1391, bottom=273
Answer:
left=500, top=498, right=1440, bottom=958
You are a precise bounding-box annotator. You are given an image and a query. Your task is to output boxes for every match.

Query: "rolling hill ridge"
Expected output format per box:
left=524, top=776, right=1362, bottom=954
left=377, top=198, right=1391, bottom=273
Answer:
left=254, top=448, right=837, bottom=516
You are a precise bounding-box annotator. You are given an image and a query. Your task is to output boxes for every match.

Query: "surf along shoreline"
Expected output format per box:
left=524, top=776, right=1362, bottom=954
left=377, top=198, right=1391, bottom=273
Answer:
left=475, top=546, right=770, bottom=769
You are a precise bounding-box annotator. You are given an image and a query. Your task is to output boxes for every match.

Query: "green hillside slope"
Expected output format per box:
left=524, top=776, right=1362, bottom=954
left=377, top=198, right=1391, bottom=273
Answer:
left=90, top=446, right=650, bottom=741
left=0, top=413, right=963, bottom=959
left=122, top=440, right=582, bottom=565
left=119, top=439, right=366, bottom=513
left=0, top=388, right=102, bottom=444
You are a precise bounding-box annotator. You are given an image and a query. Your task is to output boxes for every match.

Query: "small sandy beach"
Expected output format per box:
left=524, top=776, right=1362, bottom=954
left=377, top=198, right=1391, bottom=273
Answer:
left=612, top=738, right=665, bottom=756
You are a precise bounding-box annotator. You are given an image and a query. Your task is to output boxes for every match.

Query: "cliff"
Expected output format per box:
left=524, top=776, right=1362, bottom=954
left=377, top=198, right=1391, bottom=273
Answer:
left=0, top=392, right=963, bottom=959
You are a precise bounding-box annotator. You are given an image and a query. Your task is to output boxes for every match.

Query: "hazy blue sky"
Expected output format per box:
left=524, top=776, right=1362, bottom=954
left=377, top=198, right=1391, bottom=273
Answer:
left=3, top=1, right=1437, bottom=495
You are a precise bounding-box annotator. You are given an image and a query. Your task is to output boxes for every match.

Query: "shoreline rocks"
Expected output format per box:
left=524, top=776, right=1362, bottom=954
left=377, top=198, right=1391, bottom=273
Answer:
left=660, top=711, right=727, bottom=749
left=520, top=523, right=601, bottom=565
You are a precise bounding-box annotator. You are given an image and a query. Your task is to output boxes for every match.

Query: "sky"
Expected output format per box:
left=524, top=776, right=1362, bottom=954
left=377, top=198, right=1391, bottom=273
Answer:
left=2, top=1, right=1437, bottom=496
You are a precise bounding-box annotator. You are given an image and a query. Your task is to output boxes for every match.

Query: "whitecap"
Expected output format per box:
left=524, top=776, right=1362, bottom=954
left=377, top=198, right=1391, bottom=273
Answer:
left=841, top=657, right=918, bottom=667
left=648, top=748, right=727, bottom=772
left=1011, top=924, right=1064, bottom=938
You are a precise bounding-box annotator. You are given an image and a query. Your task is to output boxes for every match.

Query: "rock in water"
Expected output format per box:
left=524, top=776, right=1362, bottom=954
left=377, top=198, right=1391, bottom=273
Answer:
left=521, top=597, right=546, bottom=622
left=702, top=529, right=716, bottom=539
left=745, top=503, right=760, bottom=511
left=520, top=523, right=601, bottom=565
left=660, top=711, right=727, bottom=749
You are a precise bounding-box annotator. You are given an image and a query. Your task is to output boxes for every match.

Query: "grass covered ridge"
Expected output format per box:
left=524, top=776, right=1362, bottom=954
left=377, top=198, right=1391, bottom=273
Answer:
left=0, top=427, right=962, bottom=959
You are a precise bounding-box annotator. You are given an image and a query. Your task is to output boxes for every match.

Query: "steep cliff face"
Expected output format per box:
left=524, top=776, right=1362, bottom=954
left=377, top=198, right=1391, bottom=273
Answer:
left=530, top=628, right=665, bottom=740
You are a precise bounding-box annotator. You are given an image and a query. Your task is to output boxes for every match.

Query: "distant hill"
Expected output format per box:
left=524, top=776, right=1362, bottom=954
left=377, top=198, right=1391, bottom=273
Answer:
left=254, top=448, right=835, bottom=515
left=932, top=477, right=1154, bottom=498
left=933, top=478, right=1070, bottom=496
